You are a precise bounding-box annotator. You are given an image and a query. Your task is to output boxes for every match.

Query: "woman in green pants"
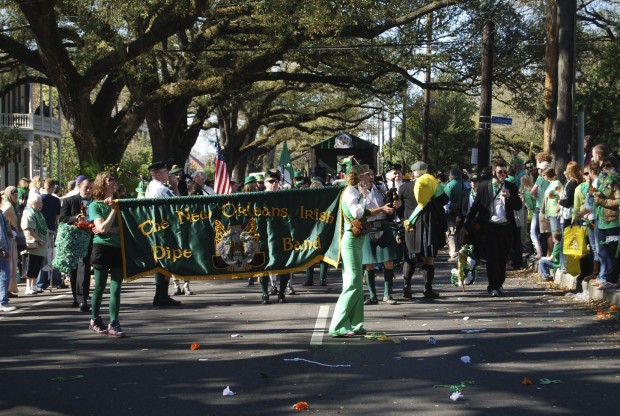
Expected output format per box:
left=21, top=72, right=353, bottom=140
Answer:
left=329, top=165, right=395, bottom=337
left=88, top=172, right=125, bottom=337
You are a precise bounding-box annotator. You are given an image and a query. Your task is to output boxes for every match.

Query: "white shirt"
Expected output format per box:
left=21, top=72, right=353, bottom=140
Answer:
left=146, top=179, right=174, bottom=198
left=365, top=185, right=387, bottom=221
left=342, top=186, right=368, bottom=219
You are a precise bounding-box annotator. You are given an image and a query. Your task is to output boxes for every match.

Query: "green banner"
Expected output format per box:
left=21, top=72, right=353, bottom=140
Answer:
left=117, top=187, right=344, bottom=280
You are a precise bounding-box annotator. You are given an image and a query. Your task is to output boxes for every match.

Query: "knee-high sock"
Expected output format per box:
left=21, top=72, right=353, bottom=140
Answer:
left=383, top=268, right=394, bottom=298
left=305, top=266, right=314, bottom=284
left=279, top=274, right=290, bottom=298
left=259, top=276, right=269, bottom=296
left=365, top=269, right=377, bottom=300
left=403, top=259, right=416, bottom=289
left=319, top=262, right=328, bottom=284
left=422, top=264, right=435, bottom=292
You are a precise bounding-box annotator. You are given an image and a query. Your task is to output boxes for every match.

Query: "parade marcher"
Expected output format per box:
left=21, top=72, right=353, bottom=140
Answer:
left=145, top=161, right=182, bottom=306
left=168, top=167, right=194, bottom=296
left=362, top=166, right=402, bottom=305
left=88, top=172, right=125, bottom=337
left=397, top=161, right=449, bottom=299
left=59, top=178, right=93, bottom=311
left=258, top=171, right=292, bottom=304
left=461, top=160, right=522, bottom=297
left=329, top=164, right=395, bottom=337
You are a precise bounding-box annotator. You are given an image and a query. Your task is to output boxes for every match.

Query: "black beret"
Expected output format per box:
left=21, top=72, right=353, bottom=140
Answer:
left=266, top=170, right=281, bottom=181
left=148, top=161, right=168, bottom=171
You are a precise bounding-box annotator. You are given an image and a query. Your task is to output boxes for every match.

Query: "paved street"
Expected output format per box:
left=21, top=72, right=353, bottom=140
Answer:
left=1, top=252, right=619, bottom=416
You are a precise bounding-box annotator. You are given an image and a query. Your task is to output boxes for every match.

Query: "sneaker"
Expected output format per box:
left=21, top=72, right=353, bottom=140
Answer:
left=597, top=282, right=617, bottom=291
left=489, top=290, right=500, bottom=297
left=0, top=304, right=16, bottom=312
left=24, top=289, right=38, bottom=295
left=173, top=286, right=183, bottom=296
left=286, top=286, right=296, bottom=295
left=107, top=320, right=125, bottom=338
left=382, top=296, right=398, bottom=305
left=364, top=297, right=378, bottom=305
left=183, top=285, right=194, bottom=295
left=498, top=287, right=505, bottom=295
left=247, top=278, right=255, bottom=286
left=89, top=317, right=108, bottom=334
left=261, top=295, right=271, bottom=305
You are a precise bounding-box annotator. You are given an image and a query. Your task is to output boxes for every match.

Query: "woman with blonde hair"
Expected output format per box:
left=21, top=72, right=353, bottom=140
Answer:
left=28, top=176, right=43, bottom=199
left=1, top=187, right=20, bottom=296
left=20, top=194, right=47, bottom=295
left=328, top=165, right=395, bottom=337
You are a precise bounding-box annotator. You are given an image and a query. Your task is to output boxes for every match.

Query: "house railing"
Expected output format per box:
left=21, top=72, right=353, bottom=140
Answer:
left=0, top=113, right=61, bottom=135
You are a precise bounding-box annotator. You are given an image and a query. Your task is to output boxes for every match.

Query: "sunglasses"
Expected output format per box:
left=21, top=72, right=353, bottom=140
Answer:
left=265, top=179, right=277, bottom=183
left=583, top=172, right=589, bottom=176
left=602, top=163, right=613, bottom=168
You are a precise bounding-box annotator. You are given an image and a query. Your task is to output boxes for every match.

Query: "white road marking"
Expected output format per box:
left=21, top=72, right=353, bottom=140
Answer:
left=310, top=305, right=330, bottom=346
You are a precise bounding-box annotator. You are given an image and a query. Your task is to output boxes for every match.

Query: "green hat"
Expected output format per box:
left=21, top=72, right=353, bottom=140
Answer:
left=511, top=157, right=524, bottom=165
left=244, top=175, right=257, bottom=185
left=506, top=175, right=516, bottom=183
left=254, top=173, right=264, bottom=181
left=294, top=170, right=303, bottom=179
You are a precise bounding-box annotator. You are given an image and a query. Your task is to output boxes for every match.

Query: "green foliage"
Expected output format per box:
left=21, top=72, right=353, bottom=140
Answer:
left=0, top=128, right=26, bottom=168
left=388, top=89, right=478, bottom=172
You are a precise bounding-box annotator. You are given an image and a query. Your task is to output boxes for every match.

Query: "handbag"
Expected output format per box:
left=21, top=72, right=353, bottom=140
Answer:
left=538, top=211, right=551, bottom=234
left=23, top=229, right=40, bottom=249
left=342, top=208, right=370, bottom=237
left=563, top=225, right=588, bottom=258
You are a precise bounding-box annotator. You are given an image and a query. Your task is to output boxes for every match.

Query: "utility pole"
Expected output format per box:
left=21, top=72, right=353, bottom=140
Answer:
left=477, top=20, right=494, bottom=170
left=555, top=0, right=576, bottom=176
left=422, top=12, right=432, bottom=163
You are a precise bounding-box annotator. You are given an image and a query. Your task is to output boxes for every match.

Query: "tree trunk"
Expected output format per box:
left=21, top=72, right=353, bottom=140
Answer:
left=554, top=0, right=576, bottom=176
left=543, top=0, right=558, bottom=153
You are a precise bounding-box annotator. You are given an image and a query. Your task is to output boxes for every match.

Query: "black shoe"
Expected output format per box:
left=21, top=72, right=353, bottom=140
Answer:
left=302, top=280, right=314, bottom=286
left=153, top=297, right=182, bottom=306
left=71, top=301, right=79, bottom=308
left=8, top=292, right=18, bottom=298
left=261, top=295, right=271, bottom=305
left=422, top=290, right=440, bottom=299
left=79, top=303, right=90, bottom=312
left=269, top=287, right=278, bottom=295
left=402, top=291, right=412, bottom=299
left=320, top=279, right=327, bottom=286
left=277, top=296, right=286, bottom=303
left=55, top=284, right=68, bottom=289
left=364, top=298, right=378, bottom=305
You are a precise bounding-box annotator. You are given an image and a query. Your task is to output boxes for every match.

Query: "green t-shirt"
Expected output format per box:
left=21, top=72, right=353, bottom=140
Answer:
left=88, top=201, right=120, bottom=247
left=535, top=175, right=549, bottom=209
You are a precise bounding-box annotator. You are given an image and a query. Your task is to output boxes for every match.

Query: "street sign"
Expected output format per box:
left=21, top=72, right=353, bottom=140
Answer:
left=491, top=116, right=512, bottom=125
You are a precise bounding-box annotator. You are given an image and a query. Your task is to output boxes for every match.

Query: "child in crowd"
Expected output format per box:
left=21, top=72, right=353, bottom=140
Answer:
left=538, top=231, right=562, bottom=282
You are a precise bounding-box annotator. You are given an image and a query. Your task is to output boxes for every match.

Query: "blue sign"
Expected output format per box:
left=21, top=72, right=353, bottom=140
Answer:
left=491, top=116, right=512, bottom=125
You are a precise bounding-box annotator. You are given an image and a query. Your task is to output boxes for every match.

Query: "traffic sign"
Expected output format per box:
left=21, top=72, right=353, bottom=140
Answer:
left=491, top=116, right=512, bottom=125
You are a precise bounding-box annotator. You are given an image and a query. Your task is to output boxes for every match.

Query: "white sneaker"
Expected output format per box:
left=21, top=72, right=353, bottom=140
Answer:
left=24, top=289, right=38, bottom=295
left=183, top=285, right=194, bottom=295
left=0, top=304, right=16, bottom=312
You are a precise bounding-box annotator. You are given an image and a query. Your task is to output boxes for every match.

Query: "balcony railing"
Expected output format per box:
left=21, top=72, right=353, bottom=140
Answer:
left=0, top=113, right=61, bottom=135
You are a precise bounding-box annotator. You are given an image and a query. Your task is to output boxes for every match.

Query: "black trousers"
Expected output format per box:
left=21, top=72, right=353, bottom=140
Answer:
left=70, top=246, right=92, bottom=304
left=483, top=222, right=513, bottom=292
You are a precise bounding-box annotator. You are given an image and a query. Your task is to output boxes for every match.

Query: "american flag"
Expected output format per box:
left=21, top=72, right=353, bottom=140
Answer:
left=214, top=137, right=232, bottom=194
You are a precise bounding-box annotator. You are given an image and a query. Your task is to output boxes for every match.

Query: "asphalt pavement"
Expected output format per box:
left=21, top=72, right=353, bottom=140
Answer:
left=1, top=251, right=619, bottom=416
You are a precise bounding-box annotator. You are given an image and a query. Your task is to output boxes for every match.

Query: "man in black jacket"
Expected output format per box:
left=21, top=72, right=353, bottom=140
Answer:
left=461, top=160, right=522, bottom=297
left=60, top=177, right=93, bottom=311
